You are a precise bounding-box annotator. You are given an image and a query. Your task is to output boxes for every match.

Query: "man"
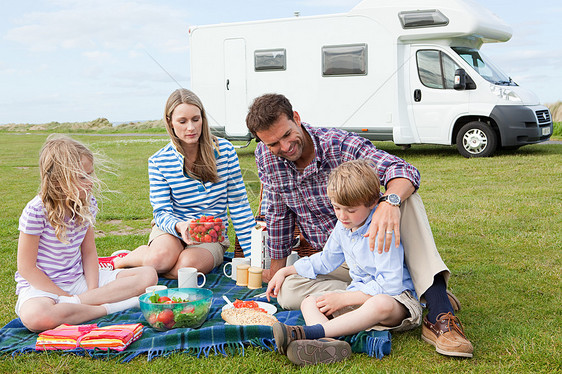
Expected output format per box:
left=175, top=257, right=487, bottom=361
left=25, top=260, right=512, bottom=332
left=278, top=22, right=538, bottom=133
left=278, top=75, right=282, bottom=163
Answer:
left=245, top=93, right=473, bottom=358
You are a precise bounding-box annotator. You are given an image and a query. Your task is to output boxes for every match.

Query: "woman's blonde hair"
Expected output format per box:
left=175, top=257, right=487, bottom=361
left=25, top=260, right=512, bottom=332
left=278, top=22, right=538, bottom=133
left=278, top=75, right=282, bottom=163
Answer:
left=39, top=134, right=101, bottom=243
left=164, top=89, right=219, bottom=183
left=327, top=159, right=380, bottom=207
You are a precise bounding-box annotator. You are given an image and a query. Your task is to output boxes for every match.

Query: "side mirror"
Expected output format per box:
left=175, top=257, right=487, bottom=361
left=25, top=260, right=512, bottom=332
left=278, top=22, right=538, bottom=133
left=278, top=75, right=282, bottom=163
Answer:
left=454, top=68, right=466, bottom=90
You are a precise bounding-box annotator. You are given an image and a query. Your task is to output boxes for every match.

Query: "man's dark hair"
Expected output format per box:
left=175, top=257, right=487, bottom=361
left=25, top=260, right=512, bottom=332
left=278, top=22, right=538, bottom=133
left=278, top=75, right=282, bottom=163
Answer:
left=246, top=94, right=294, bottom=136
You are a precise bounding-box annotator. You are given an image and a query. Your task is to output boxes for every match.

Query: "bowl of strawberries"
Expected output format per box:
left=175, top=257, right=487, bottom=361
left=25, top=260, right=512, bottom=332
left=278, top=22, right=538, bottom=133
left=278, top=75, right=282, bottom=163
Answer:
left=187, top=216, right=226, bottom=243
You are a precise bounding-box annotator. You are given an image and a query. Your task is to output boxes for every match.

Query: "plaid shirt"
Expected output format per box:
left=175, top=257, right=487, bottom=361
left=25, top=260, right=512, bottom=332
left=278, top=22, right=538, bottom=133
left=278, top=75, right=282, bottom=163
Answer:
left=255, top=124, right=420, bottom=260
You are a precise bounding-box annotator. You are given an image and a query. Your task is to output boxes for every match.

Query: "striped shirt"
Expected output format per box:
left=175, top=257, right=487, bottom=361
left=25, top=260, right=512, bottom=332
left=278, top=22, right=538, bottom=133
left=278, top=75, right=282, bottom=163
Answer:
left=149, top=138, right=255, bottom=256
left=15, top=196, right=97, bottom=294
left=256, top=124, right=421, bottom=259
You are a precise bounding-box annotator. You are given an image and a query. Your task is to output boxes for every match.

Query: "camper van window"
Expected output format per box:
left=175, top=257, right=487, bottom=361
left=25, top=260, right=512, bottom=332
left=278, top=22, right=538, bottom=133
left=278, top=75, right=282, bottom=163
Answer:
left=398, top=10, right=449, bottom=29
left=452, top=47, right=516, bottom=86
left=254, top=49, right=286, bottom=71
left=417, top=50, right=459, bottom=89
left=322, top=44, right=367, bottom=76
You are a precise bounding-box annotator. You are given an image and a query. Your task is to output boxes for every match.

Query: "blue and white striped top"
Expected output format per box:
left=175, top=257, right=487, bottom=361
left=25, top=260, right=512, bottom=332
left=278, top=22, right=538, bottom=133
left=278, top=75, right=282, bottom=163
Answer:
left=148, top=138, right=255, bottom=257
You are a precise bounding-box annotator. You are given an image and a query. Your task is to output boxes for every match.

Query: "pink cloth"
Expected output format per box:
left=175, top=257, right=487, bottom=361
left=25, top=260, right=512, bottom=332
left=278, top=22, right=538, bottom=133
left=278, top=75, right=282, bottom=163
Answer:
left=36, top=323, right=143, bottom=351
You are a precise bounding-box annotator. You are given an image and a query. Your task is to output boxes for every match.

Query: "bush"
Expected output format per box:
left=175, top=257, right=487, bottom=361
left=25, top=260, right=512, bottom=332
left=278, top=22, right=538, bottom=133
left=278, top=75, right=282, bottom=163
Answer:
left=553, top=122, right=562, bottom=137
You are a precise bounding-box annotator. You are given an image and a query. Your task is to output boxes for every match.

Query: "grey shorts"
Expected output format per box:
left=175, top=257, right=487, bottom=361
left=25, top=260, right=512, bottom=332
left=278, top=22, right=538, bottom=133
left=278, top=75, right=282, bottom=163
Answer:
left=312, top=289, right=422, bottom=332
left=148, top=222, right=230, bottom=268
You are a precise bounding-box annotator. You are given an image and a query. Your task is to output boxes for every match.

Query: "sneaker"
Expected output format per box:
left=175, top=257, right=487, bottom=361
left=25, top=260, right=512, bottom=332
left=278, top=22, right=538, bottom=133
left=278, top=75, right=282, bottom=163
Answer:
left=421, top=312, right=473, bottom=358
left=111, top=249, right=131, bottom=257
left=286, top=338, right=352, bottom=366
left=272, top=322, right=307, bottom=355
left=98, top=252, right=129, bottom=270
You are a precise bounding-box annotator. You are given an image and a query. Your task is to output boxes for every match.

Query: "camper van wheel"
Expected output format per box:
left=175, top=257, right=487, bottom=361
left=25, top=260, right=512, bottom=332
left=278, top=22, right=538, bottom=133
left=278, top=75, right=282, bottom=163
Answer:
left=456, top=121, right=497, bottom=158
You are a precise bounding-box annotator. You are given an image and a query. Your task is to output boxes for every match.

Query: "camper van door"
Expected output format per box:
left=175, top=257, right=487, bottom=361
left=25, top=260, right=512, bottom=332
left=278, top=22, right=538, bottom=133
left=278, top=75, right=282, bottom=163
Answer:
left=408, top=46, right=470, bottom=144
left=224, top=38, right=248, bottom=137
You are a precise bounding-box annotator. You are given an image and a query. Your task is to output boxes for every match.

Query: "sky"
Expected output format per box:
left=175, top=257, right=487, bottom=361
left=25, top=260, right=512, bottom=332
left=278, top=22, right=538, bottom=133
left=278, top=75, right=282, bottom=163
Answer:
left=1, top=0, right=561, bottom=124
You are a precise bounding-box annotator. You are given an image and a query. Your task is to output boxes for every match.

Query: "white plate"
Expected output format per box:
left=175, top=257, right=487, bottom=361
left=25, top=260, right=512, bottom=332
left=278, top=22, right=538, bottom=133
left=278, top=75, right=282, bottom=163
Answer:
left=222, top=301, right=277, bottom=315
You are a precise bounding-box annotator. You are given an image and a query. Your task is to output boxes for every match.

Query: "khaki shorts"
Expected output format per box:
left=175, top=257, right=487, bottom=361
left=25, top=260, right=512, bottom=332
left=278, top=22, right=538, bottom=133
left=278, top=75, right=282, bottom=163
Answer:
left=148, top=222, right=230, bottom=268
left=311, top=289, right=422, bottom=332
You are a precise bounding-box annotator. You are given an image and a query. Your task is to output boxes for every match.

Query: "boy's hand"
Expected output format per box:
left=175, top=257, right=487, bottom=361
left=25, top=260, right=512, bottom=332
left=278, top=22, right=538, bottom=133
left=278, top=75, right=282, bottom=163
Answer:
left=265, top=272, right=285, bottom=302
left=265, top=265, right=297, bottom=302
left=316, top=292, right=348, bottom=316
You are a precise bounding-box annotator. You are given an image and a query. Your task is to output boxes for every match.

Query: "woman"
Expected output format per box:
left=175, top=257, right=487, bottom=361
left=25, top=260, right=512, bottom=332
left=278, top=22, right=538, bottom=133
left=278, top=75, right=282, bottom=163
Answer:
left=99, top=89, right=255, bottom=277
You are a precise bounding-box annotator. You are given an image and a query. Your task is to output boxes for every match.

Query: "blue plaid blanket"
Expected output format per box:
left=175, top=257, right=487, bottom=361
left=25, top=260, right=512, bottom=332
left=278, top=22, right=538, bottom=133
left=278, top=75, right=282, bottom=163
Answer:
left=0, top=262, right=391, bottom=361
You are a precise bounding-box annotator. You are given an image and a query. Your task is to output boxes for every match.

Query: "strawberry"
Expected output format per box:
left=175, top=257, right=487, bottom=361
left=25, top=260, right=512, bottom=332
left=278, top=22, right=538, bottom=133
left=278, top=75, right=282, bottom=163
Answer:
left=190, top=216, right=225, bottom=243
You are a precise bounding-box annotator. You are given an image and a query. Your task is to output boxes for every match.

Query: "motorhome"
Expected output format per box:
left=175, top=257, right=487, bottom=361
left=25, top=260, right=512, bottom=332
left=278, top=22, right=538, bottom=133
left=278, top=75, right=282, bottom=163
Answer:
left=189, top=0, right=553, bottom=157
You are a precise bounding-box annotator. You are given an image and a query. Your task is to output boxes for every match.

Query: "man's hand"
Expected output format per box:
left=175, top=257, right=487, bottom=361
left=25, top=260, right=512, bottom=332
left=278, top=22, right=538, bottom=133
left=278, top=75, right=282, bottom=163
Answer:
left=364, top=178, right=415, bottom=253
left=365, top=201, right=401, bottom=253
left=262, top=257, right=287, bottom=283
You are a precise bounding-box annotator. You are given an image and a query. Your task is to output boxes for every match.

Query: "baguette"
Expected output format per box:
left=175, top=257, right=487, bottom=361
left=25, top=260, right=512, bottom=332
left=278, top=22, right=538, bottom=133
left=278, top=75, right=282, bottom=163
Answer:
left=221, top=307, right=278, bottom=326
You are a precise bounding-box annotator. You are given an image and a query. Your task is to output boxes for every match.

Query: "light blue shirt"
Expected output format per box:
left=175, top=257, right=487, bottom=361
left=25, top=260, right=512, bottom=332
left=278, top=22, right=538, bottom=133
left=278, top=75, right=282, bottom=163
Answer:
left=293, top=206, right=416, bottom=297
left=148, top=138, right=255, bottom=257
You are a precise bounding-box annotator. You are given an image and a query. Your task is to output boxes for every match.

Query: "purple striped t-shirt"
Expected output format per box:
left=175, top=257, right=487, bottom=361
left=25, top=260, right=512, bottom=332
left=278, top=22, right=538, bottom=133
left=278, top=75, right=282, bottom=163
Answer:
left=14, top=195, right=97, bottom=295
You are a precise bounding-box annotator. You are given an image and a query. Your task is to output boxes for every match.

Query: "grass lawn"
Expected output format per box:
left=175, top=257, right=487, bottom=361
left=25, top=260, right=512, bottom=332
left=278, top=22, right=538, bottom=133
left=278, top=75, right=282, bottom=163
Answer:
left=0, top=133, right=560, bottom=373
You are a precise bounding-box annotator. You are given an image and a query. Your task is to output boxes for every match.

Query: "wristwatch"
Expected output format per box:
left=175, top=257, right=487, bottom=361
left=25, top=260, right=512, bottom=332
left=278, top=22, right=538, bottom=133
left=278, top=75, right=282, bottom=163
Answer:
left=380, top=193, right=401, bottom=207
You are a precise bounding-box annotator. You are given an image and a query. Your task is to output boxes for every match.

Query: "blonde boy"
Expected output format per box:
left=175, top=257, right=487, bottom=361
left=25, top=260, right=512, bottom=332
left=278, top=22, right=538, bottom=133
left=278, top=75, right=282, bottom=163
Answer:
left=266, top=159, right=422, bottom=366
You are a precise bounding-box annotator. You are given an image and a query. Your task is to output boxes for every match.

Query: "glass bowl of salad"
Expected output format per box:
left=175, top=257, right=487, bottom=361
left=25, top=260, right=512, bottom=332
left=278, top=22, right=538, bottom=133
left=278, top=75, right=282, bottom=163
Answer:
left=139, top=288, right=213, bottom=331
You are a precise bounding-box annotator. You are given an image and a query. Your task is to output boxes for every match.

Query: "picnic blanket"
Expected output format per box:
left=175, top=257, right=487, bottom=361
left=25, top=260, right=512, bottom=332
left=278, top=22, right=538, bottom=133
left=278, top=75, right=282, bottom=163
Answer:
left=0, top=261, right=391, bottom=362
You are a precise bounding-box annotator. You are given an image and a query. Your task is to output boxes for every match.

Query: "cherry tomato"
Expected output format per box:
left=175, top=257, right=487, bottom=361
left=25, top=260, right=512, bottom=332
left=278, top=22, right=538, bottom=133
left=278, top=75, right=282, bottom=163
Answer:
left=148, top=313, right=158, bottom=325
left=158, top=296, right=172, bottom=303
left=157, top=309, right=174, bottom=325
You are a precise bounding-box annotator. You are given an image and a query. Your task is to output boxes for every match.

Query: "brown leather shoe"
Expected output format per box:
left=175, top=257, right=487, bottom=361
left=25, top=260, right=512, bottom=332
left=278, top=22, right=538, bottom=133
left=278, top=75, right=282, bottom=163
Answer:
left=272, top=322, right=307, bottom=356
left=447, top=289, right=461, bottom=312
left=422, top=312, right=473, bottom=358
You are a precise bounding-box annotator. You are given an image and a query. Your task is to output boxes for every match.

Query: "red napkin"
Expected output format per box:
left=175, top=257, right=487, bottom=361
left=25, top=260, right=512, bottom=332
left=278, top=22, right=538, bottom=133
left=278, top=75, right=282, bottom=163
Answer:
left=36, top=323, right=143, bottom=351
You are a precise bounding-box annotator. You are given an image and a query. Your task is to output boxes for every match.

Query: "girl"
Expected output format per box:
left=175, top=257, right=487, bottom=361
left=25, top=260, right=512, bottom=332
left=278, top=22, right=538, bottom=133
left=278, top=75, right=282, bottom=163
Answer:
left=101, top=89, right=255, bottom=278
left=15, top=135, right=157, bottom=332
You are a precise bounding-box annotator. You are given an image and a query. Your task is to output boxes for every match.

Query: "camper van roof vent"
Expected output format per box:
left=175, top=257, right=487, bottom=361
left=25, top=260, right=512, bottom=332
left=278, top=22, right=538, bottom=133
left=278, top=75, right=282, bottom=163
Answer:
left=398, top=9, right=449, bottom=29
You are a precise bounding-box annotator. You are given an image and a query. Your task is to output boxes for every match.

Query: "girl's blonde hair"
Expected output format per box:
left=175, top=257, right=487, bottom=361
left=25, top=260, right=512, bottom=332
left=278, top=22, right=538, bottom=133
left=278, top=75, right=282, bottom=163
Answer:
left=39, top=134, right=101, bottom=243
left=327, top=159, right=380, bottom=207
left=164, top=88, right=220, bottom=183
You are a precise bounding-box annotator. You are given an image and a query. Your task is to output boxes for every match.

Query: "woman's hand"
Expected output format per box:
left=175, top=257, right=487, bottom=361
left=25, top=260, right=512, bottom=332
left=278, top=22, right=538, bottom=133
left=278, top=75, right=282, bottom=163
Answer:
left=175, top=221, right=194, bottom=245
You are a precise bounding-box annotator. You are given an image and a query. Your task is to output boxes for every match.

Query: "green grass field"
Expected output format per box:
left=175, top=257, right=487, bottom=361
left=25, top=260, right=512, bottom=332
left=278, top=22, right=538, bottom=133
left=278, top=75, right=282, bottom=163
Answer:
left=0, top=133, right=560, bottom=373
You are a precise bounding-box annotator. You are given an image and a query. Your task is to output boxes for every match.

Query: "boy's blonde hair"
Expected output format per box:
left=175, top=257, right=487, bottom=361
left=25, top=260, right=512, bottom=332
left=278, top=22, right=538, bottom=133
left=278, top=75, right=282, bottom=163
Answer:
left=327, top=159, right=380, bottom=207
left=39, top=134, right=102, bottom=243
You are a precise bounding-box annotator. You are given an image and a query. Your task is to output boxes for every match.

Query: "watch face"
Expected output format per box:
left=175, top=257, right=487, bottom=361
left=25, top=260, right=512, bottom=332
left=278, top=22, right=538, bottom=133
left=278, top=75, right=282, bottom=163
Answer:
left=388, top=194, right=400, bottom=205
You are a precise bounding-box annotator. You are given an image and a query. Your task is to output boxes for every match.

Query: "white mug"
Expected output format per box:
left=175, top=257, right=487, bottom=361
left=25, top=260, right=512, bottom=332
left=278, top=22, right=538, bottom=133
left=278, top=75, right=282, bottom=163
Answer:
left=178, top=267, right=206, bottom=288
left=223, top=258, right=251, bottom=280
left=145, top=285, right=167, bottom=293
left=286, top=251, right=300, bottom=267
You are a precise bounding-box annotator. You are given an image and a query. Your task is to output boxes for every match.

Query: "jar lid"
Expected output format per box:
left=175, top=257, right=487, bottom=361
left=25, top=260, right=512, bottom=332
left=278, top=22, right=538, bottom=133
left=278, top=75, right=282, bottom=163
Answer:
left=248, top=266, right=263, bottom=274
left=236, top=264, right=250, bottom=270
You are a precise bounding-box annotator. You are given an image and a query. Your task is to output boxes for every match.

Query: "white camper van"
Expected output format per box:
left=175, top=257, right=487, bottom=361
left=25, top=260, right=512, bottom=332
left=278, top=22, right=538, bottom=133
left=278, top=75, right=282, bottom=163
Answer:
left=189, top=0, right=553, bottom=157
